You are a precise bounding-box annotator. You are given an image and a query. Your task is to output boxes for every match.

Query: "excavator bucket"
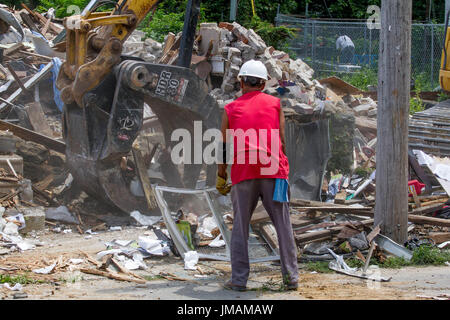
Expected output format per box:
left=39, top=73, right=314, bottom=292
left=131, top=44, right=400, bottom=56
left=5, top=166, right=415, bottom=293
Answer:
left=63, top=59, right=220, bottom=215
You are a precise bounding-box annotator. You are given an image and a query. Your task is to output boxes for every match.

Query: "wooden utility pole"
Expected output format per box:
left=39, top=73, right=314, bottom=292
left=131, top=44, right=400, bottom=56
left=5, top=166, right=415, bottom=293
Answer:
left=375, top=0, right=412, bottom=244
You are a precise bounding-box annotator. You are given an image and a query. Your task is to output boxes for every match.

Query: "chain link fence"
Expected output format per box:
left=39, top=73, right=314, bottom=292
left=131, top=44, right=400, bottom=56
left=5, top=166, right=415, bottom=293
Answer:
left=276, top=14, right=446, bottom=90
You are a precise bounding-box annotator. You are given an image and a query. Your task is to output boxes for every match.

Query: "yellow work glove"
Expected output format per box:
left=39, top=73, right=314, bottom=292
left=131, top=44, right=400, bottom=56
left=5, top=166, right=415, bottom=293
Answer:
left=216, top=174, right=232, bottom=196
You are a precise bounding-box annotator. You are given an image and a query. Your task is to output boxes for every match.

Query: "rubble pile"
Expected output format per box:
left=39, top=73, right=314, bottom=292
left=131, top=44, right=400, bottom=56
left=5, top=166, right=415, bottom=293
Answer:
left=123, top=29, right=163, bottom=63
left=192, top=22, right=334, bottom=123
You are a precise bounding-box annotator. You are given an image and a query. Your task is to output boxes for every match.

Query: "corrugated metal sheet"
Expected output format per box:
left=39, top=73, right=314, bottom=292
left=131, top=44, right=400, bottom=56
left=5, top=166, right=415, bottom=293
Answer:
left=409, top=100, right=450, bottom=157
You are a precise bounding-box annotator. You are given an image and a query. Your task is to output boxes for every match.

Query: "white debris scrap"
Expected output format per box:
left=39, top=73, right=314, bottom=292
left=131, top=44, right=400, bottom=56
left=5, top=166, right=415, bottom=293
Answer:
left=184, top=251, right=199, bottom=270
left=33, top=263, right=56, bottom=274
left=69, top=258, right=84, bottom=265
left=4, top=283, right=23, bottom=291
left=130, top=210, right=161, bottom=226
left=208, top=234, right=226, bottom=248
left=138, top=236, right=170, bottom=256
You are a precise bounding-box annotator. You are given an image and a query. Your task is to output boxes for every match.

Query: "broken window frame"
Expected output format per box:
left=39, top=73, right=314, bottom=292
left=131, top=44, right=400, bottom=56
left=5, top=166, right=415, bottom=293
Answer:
left=153, top=185, right=280, bottom=263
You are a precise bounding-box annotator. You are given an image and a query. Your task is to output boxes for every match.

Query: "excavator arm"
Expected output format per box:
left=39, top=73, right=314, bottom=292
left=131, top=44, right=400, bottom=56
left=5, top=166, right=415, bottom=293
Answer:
left=57, top=0, right=161, bottom=106
left=56, top=0, right=220, bottom=215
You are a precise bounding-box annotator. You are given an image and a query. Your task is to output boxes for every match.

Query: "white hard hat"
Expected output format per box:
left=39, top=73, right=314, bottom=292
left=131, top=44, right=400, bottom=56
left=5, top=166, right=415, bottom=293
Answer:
left=238, top=60, right=268, bottom=81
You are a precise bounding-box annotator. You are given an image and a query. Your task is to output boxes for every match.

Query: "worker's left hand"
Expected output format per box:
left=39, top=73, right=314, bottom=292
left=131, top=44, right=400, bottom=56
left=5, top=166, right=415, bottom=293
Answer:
left=216, top=173, right=231, bottom=196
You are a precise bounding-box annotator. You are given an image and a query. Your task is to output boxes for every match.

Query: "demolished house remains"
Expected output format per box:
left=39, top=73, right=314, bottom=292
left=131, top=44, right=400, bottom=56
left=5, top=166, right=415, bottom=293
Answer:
left=0, top=2, right=449, bottom=295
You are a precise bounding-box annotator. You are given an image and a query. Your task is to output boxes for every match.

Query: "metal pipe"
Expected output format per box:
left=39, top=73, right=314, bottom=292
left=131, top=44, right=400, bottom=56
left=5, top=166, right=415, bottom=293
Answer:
left=230, top=0, right=237, bottom=22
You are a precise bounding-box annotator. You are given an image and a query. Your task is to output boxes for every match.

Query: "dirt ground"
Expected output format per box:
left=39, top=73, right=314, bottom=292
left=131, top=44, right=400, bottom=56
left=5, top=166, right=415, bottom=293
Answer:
left=1, top=226, right=449, bottom=300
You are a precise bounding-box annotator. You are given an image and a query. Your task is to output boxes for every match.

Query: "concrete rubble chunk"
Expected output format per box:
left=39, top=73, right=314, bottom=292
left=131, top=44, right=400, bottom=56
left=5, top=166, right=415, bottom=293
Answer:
left=219, top=22, right=234, bottom=31
left=233, top=41, right=255, bottom=61
left=368, top=108, right=378, bottom=118
left=231, top=22, right=249, bottom=44
left=200, top=22, right=218, bottom=28
left=20, top=207, right=45, bottom=234
left=293, top=103, right=314, bottom=115
left=282, top=99, right=297, bottom=109
left=353, top=104, right=373, bottom=116
left=264, top=59, right=282, bottom=80
left=246, top=29, right=266, bottom=54
left=229, top=64, right=240, bottom=76
left=199, top=23, right=221, bottom=55
left=227, top=47, right=241, bottom=60
left=231, top=56, right=242, bottom=66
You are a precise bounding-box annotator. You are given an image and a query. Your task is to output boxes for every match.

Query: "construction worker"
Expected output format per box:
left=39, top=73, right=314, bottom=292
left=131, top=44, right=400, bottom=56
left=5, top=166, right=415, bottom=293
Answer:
left=336, top=35, right=355, bottom=64
left=216, top=60, right=298, bottom=291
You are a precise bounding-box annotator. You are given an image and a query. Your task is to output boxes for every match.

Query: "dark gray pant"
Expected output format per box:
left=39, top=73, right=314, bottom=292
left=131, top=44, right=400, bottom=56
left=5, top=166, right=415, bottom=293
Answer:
left=230, top=178, right=298, bottom=287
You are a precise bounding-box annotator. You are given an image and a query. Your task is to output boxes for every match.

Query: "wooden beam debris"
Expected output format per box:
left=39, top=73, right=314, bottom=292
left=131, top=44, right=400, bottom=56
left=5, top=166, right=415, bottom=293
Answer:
left=0, top=119, right=65, bottom=154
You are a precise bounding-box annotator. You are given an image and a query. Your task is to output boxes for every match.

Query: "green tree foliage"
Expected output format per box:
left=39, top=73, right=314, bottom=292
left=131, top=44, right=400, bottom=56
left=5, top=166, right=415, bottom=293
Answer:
left=298, top=0, right=446, bottom=23
left=36, top=0, right=90, bottom=18
left=139, top=10, right=186, bottom=42
left=246, top=16, right=295, bottom=50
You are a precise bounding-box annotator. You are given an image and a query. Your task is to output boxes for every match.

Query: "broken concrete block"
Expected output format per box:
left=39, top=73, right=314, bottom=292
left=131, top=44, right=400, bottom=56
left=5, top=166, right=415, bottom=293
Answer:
left=220, top=28, right=232, bottom=43
left=131, top=30, right=145, bottom=41
left=227, top=47, right=241, bottom=60
left=289, top=58, right=314, bottom=80
left=231, top=22, right=249, bottom=44
left=264, top=59, right=283, bottom=80
left=123, top=41, right=145, bottom=54
left=246, top=29, right=266, bottom=54
left=282, top=99, right=297, bottom=109
left=259, top=47, right=272, bottom=62
left=368, top=108, right=377, bottom=118
left=360, top=97, right=377, bottom=107
left=353, top=104, right=373, bottom=116
left=233, top=41, right=255, bottom=61
left=313, top=80, right=326, bottom=96
left=140, top=53, right=156, bottom=62
left=269, top=67, right=283, bottom=81
left=218, top=46, right=230, bottom=58
left=229, top=64, right=240, bottom=76
left=293, top=103, right=314, bottom=115
left=219, top=22, right=234, bottom=31
left=199, top=23, right=221, bottom=55
left=200, top=22, right=218, bottom=28
left=20, top=207, right=45, bottom=234
left=230, top=56, right=242, bottom=66
left=282, top=108, right=297, bottom=117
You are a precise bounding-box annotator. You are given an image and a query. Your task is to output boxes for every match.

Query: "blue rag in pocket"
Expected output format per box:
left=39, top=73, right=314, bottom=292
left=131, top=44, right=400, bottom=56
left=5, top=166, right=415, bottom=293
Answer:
left=273, top=179, right=289, bottom=203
